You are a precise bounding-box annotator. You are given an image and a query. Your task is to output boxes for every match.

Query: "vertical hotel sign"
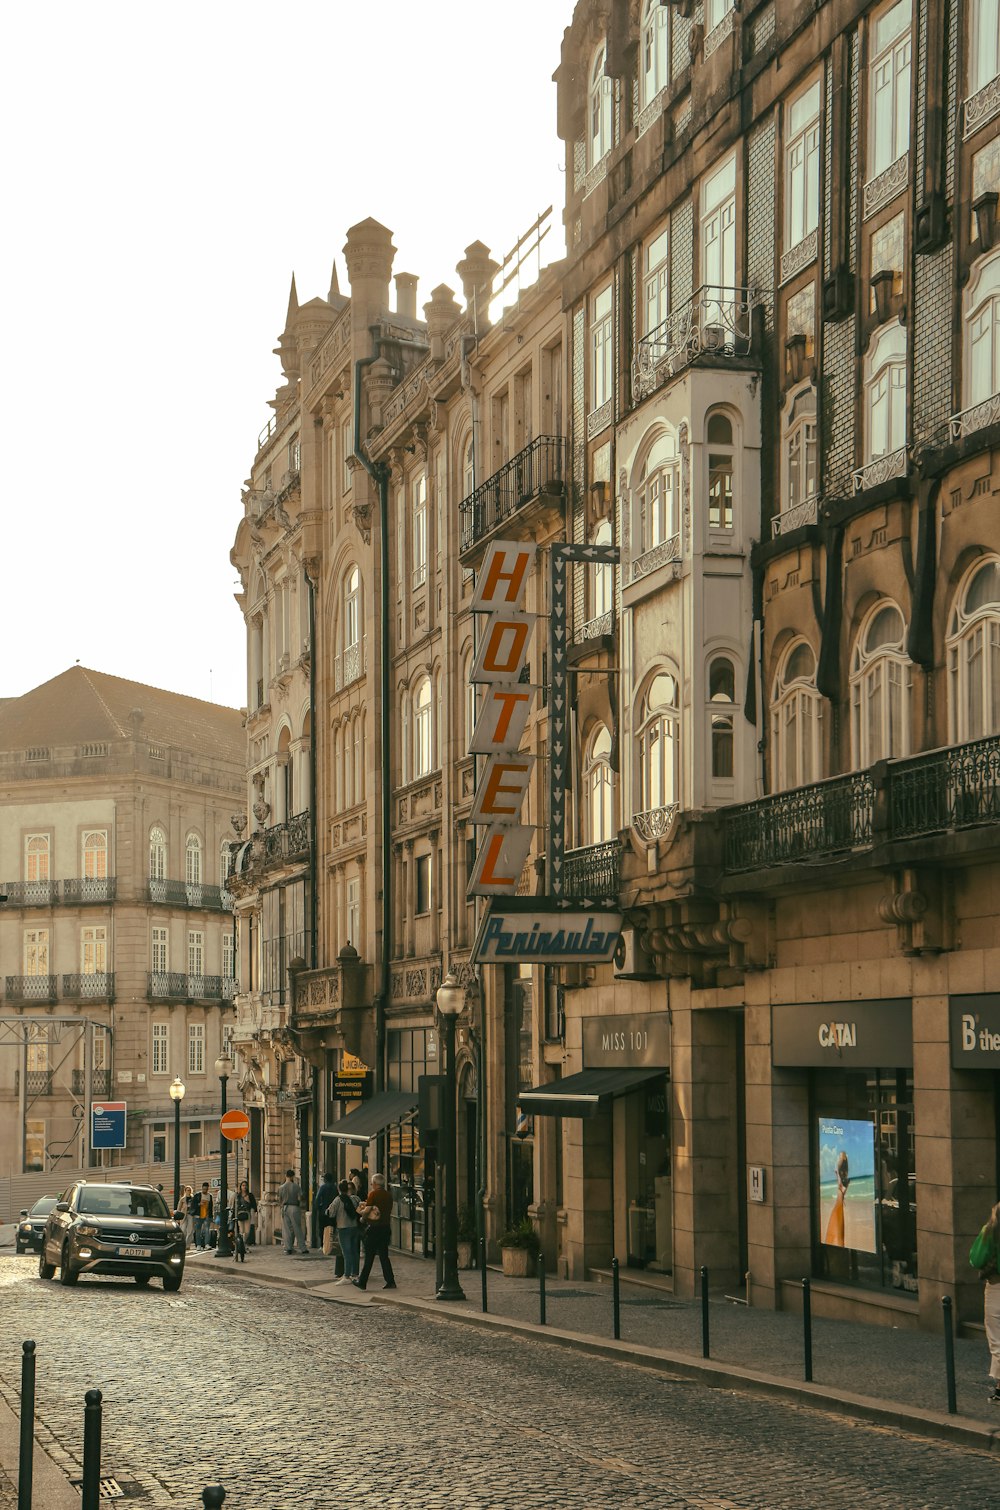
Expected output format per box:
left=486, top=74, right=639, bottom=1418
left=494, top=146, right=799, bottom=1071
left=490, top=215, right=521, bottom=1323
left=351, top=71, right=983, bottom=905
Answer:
left=467, top=541, right=536, bottom=896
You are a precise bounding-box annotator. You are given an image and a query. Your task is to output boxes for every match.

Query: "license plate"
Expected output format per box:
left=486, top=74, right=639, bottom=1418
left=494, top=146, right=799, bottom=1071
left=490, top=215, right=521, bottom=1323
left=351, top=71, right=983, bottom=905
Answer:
left=117, top=1245, right=152, bottom=1258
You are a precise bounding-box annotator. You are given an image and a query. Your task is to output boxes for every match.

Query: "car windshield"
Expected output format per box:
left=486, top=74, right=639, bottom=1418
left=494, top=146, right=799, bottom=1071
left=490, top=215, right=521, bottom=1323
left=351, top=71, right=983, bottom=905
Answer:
left=30, top=1197, right=59, bottom=1216
left=77, top=1189, right=171, bottom=1219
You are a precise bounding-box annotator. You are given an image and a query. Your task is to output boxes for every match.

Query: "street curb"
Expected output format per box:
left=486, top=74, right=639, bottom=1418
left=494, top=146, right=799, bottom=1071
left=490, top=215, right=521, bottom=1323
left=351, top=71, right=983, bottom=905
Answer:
left=0, top=1394, right=81, bottom=1510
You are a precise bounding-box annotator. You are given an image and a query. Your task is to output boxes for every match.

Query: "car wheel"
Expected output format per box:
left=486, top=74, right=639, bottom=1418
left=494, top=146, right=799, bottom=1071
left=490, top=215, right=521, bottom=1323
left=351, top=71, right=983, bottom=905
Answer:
left=38, top=1251, right=55, bottom=1280
left=59, top=1247, right=79, bottom=1286
left=15, top=1243, right=25, bottom=1256
left=134, top=1274, right=151, bottom=1287
left=162, top=1273, right=183, bottom=1292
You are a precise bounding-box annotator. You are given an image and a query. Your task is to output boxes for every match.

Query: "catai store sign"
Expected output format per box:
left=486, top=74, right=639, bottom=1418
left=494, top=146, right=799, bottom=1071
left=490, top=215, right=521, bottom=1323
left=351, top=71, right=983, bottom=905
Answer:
left=951, top=994, right=1000, bottom=1067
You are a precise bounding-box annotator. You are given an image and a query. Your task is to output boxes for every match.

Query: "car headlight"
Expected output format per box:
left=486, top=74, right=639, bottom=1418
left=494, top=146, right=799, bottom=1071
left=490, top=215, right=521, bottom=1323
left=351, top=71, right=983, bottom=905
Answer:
left=76, top=1224, right=99, bottom=1238
left=19, top=1222, right=32, bottom=1232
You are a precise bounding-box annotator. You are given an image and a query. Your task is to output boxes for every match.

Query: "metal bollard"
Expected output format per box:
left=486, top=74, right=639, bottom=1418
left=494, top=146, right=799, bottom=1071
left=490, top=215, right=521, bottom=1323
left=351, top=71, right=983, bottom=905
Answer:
left=202, top=1490, right=226, bottom=1508
left=700, top=1266, right=710, bottom=1359
left=80, top=1390, right=103, bottom=1510
left=942, top=1295, right=957, bottom=1415
left=612, top=1257, right=621, bottom=1341
left=18, top=1341, right=35, bottom=1510
left=802, top=1278, right=813, bottom=1383
left=538, top=1250, right=546, bottom=1326
left=480, top=1236, right=488, bottom=1314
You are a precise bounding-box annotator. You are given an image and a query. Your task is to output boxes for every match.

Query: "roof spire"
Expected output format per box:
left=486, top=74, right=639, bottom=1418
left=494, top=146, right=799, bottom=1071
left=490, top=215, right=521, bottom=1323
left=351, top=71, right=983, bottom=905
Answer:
left=285, top=273, right=299, bottom=327
left=328, top=259, right=340, bottom=301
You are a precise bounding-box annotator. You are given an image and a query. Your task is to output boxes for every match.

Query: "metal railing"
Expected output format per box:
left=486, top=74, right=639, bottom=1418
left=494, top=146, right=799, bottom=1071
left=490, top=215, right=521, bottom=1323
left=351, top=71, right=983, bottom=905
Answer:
left=261, top=811, right=310, bottom=866
left=459, top=435, right=566, bottom=552
left=61, top=973, right=115, bottom=1001
left=4, top=975, right=58, bottom=1003
left=0, top=878, right=116, bottom=907
left=724, top=772, right=876, bottom=873
left=147, top=972, right=224, bottom=1001
left=632, top=286, right=761, bottom=401
left=71, top=1069, right=111, bottom=1096
left=889, top=734, right=1000, bottom=840
left=146, top=880, right=226, bottom=909
left=562, top=840, right=622, bottom=903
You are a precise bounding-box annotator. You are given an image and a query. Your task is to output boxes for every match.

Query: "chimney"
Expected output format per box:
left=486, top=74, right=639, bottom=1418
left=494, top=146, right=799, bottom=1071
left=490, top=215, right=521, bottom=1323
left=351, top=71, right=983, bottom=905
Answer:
left=456, top=241, right=500, bottom=331
left=343, top=217, right=396, bottom=329
left=394, top=272, right=418, bottom=321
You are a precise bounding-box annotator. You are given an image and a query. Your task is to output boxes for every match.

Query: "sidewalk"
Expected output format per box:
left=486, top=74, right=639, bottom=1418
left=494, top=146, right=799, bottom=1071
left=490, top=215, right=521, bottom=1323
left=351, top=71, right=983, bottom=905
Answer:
left=188, top=1241, right=1000, bottom=1455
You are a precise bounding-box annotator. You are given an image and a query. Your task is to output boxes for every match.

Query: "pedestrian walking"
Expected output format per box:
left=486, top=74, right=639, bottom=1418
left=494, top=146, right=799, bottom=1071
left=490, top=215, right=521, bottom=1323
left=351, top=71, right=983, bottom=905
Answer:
left=193, top=1182, right=214, bottom=1250
left=315, top=1169, right=338, bottom=1252
left=179, top=1185, right=195, bottom=1247
left=970, top=1201, right=1000, bottom=1403
left=279, top=1168, right=308, bottom=1255
left=234, top=1181, right=258, bottom=1256
left=352, top=1172, right=396, bottom=1291
left=328, top=1179, right=362, bottom=1281
left=350, top=1166, right=369, bottom=1200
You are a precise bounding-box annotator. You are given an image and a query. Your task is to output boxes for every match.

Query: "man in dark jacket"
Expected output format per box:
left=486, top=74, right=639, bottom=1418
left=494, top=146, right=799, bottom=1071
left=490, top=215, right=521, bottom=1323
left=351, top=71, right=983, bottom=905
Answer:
left=314, top=1170, right=338, bottom=1249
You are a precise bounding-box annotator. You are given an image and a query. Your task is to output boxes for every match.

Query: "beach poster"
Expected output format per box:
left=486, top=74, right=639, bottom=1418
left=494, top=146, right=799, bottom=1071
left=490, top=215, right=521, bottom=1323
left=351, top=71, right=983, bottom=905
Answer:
left=817, top=1116, right=877, bottom=1254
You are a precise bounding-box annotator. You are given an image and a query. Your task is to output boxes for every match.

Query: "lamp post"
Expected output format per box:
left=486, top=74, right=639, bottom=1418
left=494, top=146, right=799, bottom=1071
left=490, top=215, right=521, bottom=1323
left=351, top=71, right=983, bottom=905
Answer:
left=169, top=1076, right=185, bottom=1213
left=214, top=1053, right=233, bottom=1258
left=435, top=971, right=465, bottom=1302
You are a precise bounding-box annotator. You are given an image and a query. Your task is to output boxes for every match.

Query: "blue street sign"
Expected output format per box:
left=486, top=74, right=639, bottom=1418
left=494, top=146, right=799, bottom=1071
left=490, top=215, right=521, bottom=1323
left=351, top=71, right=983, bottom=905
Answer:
left=91, top=1100, right=127, bottom=1150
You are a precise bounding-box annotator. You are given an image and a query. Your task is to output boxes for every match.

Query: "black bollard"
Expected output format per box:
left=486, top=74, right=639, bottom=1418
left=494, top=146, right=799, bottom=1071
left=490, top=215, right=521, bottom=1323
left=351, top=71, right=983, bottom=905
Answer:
left=612, top=1257, right=621, bottom=1341
left=202, top=1490, right=226, bottom=1508
left=18, top=1341, right=35, bottom=1510
left=802, top=1278, right=813, bottom=1383
left=700, top=1266, right=710, bottom=1359
left=80, top=1390, right=103, bottom=1510
left=942, top=1295, right=957, bottom=1415
left=538, top=1250, right=546, bottom=1326
left=480, top=1236, right=488, bottom=1314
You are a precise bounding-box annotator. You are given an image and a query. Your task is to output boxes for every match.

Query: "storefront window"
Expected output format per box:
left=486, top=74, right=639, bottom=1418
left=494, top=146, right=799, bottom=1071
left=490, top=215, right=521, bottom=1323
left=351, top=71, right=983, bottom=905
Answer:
left=625, top=1073, right=672, bottom=1271
left=386, top=1027, right=435, bottom=1256
left=507, top=968, right=535, bottom=1226
left=813, top=1069, right=916, bottom=1292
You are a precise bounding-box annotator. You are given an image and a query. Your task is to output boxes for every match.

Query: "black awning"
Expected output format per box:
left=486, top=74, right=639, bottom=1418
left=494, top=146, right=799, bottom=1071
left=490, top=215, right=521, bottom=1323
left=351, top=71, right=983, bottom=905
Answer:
left=519, top=1066, right=665, bottom=1119
left=320, top=1091, right=418, bottom=1143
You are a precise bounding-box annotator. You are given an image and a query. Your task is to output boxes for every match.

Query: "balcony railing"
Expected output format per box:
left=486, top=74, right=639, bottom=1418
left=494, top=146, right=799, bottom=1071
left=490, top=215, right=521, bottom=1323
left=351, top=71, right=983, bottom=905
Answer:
left=261, top=811, right=311, bottom=866
left=632, top=286, right=761, bottom=401
left=950, top=392, right=1000, bottom=441
left=459, top=435, right=566, bottom=553
left=889, top=735, right=1000, bottom=840
left=772, top=497, right=818, bottom=537
left=72, top=1069, right=111, bottom=1097
left=852, top=445, right=908, bottom=494
left=5, top=975, right=58, bottom=1003
left=724, top=773, right=876, bottom=873
left=632, top=804, right=679, bottom=843
left=0, top=878, right=116, bottom=906
left=62, top=972, right=115, bottom=1001
left=562, top=840, right=622, bottom=904
left=14, top=1071, right=54, bottom=1096
left=147, top=972, right=224, bottom=1000
left=146, top=880, right=226, bottom=909
left=62, top=876, right=117, bottom=904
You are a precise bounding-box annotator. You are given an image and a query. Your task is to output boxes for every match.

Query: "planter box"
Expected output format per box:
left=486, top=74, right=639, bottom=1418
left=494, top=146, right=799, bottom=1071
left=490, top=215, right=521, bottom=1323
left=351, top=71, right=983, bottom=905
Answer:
left=457, top=1240, right=475, bottom=1270
left=500, top=1245, right=536, bottom=1278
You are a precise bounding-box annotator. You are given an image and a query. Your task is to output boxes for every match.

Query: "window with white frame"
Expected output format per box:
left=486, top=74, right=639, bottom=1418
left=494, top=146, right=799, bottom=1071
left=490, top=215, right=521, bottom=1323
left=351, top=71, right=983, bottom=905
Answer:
left=590, top=284, right=613, bottom=411
left=784, top=386, right=818, bottom=510
left=92, top=1024, right=107, bottom=1071
left=964, top=252, right=1000, bottom=408
left=869, top=0, right=912, bottom=180
left=462, top=435, right=475, bottom=500
left=415, top=853, right=432, bottom=915
left=400, top=692, right=410, bottom=783
left=24, top=929, right=48, bottom=975
left=584, top=724, right=615, bottom=844
left=188, top=1022, right=205, bottom=1075
left=222, top=1022, right=234, bottom=1061
left=785, top=79, right=821, bottom=252
left=864, top=322, right=907, bottom=461
left=850, top=601, right=912, bottom=766
left=187, top=930, right=204, bottom=978
left=26, top=1024, right=49, bottom=1071
left=347, top=875, right=361, bottom=946
left=82, top=830, right=107, bottom=879
left=641, top=0, right=669, bottom=108
left=185, top=833, right=202, bottom=885
left=644, top=224, right=670, bottom=335
left=590, top=520, right=613, bottom=619
left=771, top=640, right=823, bottom=790
left=152, top=1022, right=169, bottom=1076
left=413, top=677, right=433, bottom=778
left=707, top=413, right=735, bottom=531
left=947, top=556, right=1000, bottom=742
left=222, top=929, right=235, bottom=984
left=636, top=672, right=679, bottom=813
left=353, top=715, right=364, bottom=803
left=636, top=431, right=679, bottom=553
left=151, top=926, right=168, bottom=974
left=188, top=1122, right=204, bottom=1159
left=589, top=43, right=613, bottom=167
left=707, top=0, right=735, bottom=27
left=463, top=649, right=477, bottom=750
left=81, top=926, right=107, bottom=975
left=343, top=718, right=354, bottom=808
left=708, top=658, right=737, bottom=780
left=969, top=0, right=1000, bottom=96
left=25, top=834, right=49, bottom=882
left=701, top=156, right=737, bottom=293
left=344, top=565, right=361, bottom=651
left=412, top=475, right=428, bottom=588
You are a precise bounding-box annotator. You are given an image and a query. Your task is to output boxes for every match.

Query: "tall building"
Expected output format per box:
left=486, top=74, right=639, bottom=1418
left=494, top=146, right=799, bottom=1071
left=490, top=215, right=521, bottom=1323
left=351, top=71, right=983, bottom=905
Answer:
left=0, top=668, right=243, bottom=1190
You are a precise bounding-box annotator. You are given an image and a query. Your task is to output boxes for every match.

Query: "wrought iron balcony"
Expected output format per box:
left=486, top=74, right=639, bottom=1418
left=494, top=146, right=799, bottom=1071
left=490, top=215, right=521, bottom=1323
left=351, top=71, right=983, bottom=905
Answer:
left=852, top=445, right=908, bottom=494
left=0, top=878, right=117, bottom=906
left=459, top=435, right=566, bottom=554
left=0, top=880, right=58, bottom=906
left=631, top=804, right=679, bottom=843
left=14, top=1071, right=54, bottom=1096
left=61, top=972, right=115, bottom=1001
left=146, top=971, right=224, bottom=1000
left=950, top=392, right=1000, bottom=441
left=772, top=497, right=818, bottom=537
left=222, top=976, right=238, bottom=1001
left=632, top=286, right=761, bottom=402
left=72, top=1069, right=111, bottom=1097
left=187, top=974, right=224, bottom=1000
left=5, top=975, right=58, bottom=1003
left=889, top=734, right=1000, bottom=840
left=146, top=880, right=226, bottom=909
left=62, top=877, right=117, bottom=904
left=562, top=840, right=622, bottom=904
left=724, top=773, right=876, bottom=873
left=261, top=811, right=311, bottom=867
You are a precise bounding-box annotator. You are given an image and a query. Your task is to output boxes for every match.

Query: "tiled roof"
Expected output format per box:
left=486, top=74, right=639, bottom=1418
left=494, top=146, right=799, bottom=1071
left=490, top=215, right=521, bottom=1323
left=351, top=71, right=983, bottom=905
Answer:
left=0, top=667, right=245, bottom=765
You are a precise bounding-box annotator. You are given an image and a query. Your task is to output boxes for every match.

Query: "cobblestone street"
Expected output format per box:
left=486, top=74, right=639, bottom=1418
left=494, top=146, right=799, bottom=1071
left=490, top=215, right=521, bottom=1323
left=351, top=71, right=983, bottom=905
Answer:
left=0, top=1253, right=997, bottom=1509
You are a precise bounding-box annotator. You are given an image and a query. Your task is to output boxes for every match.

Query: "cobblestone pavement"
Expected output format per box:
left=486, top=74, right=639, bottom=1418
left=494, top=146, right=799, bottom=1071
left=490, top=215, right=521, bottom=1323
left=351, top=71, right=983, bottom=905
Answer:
left=0, top=1253, right=997, bottom=1510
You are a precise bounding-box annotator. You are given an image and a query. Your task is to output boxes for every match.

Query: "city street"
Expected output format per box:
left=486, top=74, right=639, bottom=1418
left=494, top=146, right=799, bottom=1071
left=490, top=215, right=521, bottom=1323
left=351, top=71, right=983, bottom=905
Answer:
left=0, top=1253, right=997, bottom=1508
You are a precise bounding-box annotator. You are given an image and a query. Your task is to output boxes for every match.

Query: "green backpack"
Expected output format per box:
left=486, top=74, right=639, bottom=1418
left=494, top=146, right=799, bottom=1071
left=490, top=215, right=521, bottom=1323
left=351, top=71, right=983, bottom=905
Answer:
left=970, top=1224, right=998, bottom=1271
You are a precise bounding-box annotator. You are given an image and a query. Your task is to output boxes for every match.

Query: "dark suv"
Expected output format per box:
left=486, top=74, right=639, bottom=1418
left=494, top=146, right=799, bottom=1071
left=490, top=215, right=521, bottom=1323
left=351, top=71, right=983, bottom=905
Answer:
left=15, top=1196, right=60, bottom=1254
left=39, top=1181, right=185, bottom=1290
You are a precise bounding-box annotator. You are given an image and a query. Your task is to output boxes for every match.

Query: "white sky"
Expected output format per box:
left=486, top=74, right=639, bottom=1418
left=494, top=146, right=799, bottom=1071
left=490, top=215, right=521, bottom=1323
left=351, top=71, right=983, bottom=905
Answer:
left=1, top=1, right=568, bottom=711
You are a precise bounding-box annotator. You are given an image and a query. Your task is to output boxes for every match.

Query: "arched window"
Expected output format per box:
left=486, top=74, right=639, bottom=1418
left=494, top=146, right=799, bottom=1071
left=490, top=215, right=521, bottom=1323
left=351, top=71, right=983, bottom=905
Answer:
left=344, top=566, right=361, bottom=650
left=462, top=648, right=477, bottom=750
left=636, top=672, right=679, bottom=813
left=864, top=322, right=907, bottom=462
left=771, top=640, right=822, bottom=791
left=149, top=827, right=167, bottom=881
left=26, top=834, right=50, bottom=883
left=707, top=412, right=735, bottom=531
left=400, top=692, right=410, bottom=784
left=964, top=252, right=1000, bottom=411
left=947, top=556, right=1000, bottom=742
left=850, top=602, right=911, bottom=766
left=413, top=677, right=433, bottom=778
left=185, top=832, right=202, bottom=885
left=343, top=718, right=354, bottom=807
left=584, top=724, right=615, bottom=844
left=641, top=0, right=669, bottom=108
left=783, top=386, right=818, bottom=514
left=708, top=657, right=736, bottom=780
left=592, top=519, right=613, bottom=618
left=589, top=44, right=613, bottom=167
left=83, top=831, right=108, bottom=880
left=635, top=431, right=678, bottom=556
left=462, top=435, right=475, bottom=500
left=353, top=715, right=365, bottom=803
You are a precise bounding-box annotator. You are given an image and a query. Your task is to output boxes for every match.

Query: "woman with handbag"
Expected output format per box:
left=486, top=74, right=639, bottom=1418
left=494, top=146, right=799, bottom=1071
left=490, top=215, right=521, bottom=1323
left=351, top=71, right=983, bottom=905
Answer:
left=234, top=1181, right=257, bottom=1257
left=327, top=1179, right=361, bottom=1281
left=970, top=1201, right=1000, bottom=1403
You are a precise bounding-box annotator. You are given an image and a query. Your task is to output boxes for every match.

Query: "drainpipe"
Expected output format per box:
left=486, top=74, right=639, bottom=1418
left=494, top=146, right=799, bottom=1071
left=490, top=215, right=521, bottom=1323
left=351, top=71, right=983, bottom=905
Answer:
left=353, top=328, right=391, bottom=1094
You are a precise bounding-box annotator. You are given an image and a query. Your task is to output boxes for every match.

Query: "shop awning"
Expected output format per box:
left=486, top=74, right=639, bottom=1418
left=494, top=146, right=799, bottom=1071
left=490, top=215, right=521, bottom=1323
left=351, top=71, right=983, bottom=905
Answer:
left=320, top=1091, right=418, bottom=1143
left=519, top=1066, right=665, bottom=1119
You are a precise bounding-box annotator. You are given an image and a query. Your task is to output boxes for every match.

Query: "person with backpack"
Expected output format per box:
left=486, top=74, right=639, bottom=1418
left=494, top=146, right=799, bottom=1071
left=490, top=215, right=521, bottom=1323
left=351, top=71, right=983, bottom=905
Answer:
left=327, top=1178, right=362, bottom=1282
left=970, top=1201, right=1000, bottom=1403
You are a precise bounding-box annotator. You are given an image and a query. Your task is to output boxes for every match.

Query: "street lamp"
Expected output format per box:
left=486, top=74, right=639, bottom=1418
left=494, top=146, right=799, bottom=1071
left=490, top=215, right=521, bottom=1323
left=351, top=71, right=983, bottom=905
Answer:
left=214, top=1053, right=233, bottom=1258
left=435, top=971, right=466, bottom=1302
left=169, top=1076, right=185, bottom=1213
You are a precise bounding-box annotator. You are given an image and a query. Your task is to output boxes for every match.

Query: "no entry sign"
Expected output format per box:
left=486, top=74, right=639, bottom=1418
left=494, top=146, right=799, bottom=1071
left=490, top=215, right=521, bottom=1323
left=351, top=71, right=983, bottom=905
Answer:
left=220, top=1109, right=250, bottom=1141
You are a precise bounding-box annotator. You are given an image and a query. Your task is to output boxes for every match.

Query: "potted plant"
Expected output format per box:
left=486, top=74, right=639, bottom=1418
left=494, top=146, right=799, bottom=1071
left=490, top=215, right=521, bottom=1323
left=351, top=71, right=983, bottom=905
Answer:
left=456, top=1204, right=477, bottom=1270
left=499, top=1216, right=540, bottom=1277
